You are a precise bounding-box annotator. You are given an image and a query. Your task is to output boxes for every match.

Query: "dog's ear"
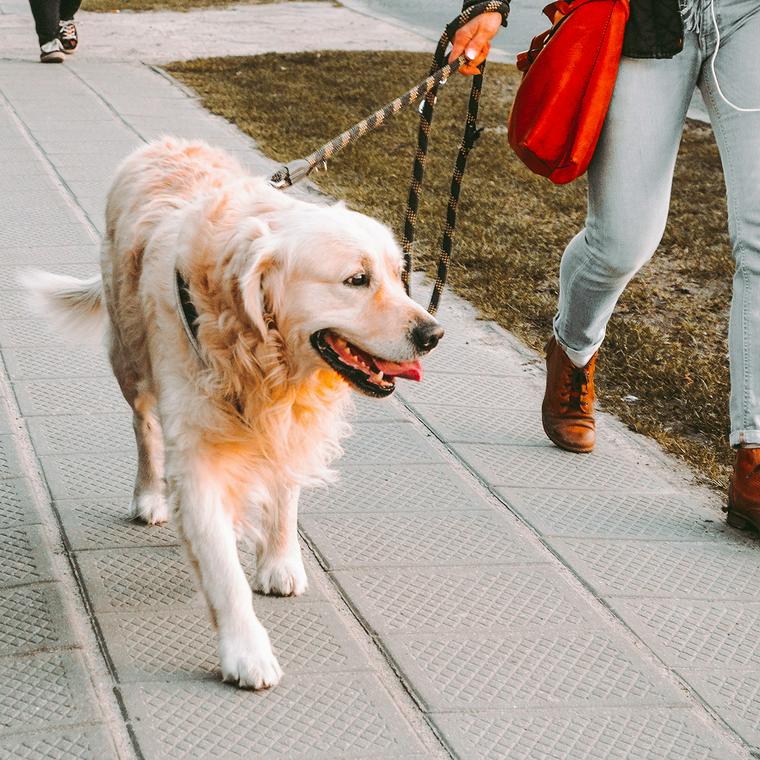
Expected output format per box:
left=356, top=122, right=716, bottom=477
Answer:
left=239, top=234, right=277, bottom=338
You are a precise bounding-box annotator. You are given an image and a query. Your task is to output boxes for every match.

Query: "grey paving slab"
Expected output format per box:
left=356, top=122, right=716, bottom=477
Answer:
left=383, top=626, right=686, bottom=712
left=414, top=402, right=635, bottom=447
left=55, top=498, right=177, bottom=551
left=397, top=371, right=543, bottom=409
left=99, top=600, right=368, bottom=683
left=0, top=724, right=118, bottom=760
left=3, top=346, right=111, bottom=381
left=39, top=452, right=135, bottom=500
left=432, top=706, right=746, bottom=760
left=0, top=434, right=25, bottom=478
left=27, top=413, right=133, bottom=456
left=610, top=598, right=760, bottom=669
left=340, top=420, right=444, bottom=466
left=681, top=669, right=760, bottom=749
left=301, top=509, right=544, bottom=569
left=0, top=651, right=100, bottom=736
left=457, top=443, right=678, bottom=491
left=0, top=318, right=97, bottom=348
left=0, top=478, right=39, bottom=528
left=351, top=394, right=409, bottom=421
left=121, top=673, right=426, bottom=760
left=0, top=245, right=99, bottom=268
left=0, top=582, right=77, bottom=657
left=553, top=539, right=760, bottom=599
left=498, top=488, right=725, bottom=540
left=333, top=564, right=594, bottom=636
left=13, top=377, right=126, bottom=416
left=300, top=462, right=490, bottom=514
left=0, top=524, right=55, bottom=588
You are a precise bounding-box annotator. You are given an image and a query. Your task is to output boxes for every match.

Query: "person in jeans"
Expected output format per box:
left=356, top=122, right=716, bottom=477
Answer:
left=29, top=0, right=80, bottom=63
left=451, top=0, right=760, bottom=529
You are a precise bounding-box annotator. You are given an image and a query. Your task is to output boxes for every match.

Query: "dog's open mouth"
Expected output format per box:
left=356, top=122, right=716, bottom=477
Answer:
left=310, top=329, right=422, bottom=397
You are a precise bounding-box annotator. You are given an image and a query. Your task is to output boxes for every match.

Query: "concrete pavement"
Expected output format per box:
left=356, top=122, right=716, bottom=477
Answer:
left=0, top=4, right=757, bottom=759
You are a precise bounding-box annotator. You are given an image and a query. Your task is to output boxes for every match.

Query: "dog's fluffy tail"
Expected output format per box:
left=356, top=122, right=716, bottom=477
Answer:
left=19, top=269, right=107, bottom=342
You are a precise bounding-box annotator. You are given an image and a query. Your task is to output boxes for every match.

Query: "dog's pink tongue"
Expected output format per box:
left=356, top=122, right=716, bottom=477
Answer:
left=374, top=358, right=423, bottom=382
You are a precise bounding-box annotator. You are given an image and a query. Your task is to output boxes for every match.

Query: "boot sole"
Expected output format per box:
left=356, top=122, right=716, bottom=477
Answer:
left=543, top=427, right=594, bottom=454
left=726, top=495, right=759, bottom=532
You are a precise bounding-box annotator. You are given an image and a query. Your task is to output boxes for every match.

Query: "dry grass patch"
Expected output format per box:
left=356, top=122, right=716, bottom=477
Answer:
left=168, top=51, right=735, bottom=490
left=82, top=0, right=312, bottom=13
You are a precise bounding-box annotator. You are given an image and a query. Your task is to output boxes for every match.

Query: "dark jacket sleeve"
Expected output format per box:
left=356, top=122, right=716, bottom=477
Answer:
left=461, top=0, right=510, bottom=27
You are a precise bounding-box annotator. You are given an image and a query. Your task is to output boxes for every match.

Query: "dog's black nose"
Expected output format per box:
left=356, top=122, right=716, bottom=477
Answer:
left=411, top=320, right=445, bottom=353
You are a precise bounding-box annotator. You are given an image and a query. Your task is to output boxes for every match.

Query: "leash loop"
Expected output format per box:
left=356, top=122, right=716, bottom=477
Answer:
left=269, top=0, right=511, bottom=314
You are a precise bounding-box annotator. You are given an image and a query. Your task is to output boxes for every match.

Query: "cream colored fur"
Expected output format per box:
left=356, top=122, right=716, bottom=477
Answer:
left=24, top=137, right=440, bottom=689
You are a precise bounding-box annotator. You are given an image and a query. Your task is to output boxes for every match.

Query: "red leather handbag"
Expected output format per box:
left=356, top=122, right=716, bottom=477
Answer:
left=507, top=0, right=630, bottom=184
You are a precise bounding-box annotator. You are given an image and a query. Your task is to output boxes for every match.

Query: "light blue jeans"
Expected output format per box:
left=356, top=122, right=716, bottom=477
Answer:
left=553, top=0, right=760, bottom=447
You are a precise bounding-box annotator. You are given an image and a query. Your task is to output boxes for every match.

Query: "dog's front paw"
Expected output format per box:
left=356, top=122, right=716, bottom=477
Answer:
left=219, top=625, right=283, bottom=690
left=255, top=553, right=308, bottom=597
left=130, top=491, right=169, bottom=526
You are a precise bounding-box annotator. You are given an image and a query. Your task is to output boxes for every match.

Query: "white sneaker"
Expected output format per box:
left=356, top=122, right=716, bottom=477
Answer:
left=40, top=38, right=65, bottom=63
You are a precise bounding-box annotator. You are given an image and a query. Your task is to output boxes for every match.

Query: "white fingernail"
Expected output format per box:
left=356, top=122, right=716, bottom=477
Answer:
left=466, top=48, right=477, bottom=60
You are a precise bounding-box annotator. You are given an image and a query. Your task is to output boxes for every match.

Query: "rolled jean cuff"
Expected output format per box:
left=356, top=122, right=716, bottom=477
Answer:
left=553, top=320, right=601, bottom=369
left=730, top=429, right=760, bottom=448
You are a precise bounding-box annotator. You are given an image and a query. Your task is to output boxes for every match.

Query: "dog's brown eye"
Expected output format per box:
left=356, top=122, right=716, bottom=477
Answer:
left=345, top=273, right=369, bottom=287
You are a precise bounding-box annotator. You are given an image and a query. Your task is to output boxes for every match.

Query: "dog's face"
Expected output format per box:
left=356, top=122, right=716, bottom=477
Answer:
left=245, top=202, right=443, bottom=397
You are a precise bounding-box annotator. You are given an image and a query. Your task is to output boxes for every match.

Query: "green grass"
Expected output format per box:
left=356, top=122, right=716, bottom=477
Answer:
left=82, top=0, right=310, bottom=13
left=167, top=51, right=736, bottom=490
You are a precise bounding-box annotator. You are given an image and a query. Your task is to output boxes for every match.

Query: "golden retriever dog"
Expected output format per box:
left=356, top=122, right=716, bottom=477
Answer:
left=24, top=138, right=443, bottom=689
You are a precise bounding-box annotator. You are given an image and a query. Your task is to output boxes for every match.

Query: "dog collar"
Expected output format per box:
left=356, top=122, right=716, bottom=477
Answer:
left=174, top=269, right=203, bottom=361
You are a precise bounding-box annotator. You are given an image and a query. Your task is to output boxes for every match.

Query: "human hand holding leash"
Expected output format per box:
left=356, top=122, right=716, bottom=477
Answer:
left=449, top=11, right=503, bottom=75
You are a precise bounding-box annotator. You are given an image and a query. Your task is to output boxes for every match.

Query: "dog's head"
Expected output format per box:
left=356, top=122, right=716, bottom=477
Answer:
left=241, top=199, right=443, bottom=397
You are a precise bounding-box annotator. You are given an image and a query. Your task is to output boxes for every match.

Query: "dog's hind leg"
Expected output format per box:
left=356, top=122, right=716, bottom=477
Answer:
left=171, top=462, right=282, bottom=689
left=109, top=339, right=168, bottom=524
left=129, top=390, right=167, bottom=525
left=255, top=485, right=308, bottom=597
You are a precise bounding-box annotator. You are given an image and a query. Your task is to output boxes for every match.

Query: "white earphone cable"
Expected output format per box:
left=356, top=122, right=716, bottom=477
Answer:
left=709, top=0, right=760, bottom=112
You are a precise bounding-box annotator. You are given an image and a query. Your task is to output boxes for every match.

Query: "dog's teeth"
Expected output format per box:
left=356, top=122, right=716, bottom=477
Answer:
left=334, top=338, right=347, bottom=349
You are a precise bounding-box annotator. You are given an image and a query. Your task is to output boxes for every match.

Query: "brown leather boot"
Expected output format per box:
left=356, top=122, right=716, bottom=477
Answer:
left=542, top=336, right=597, bottom=453
left=726, top=447, right=760, bottom=531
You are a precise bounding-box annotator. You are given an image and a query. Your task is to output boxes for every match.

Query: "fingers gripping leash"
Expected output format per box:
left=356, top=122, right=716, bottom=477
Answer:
left=268, top=0, right=511, bottom=315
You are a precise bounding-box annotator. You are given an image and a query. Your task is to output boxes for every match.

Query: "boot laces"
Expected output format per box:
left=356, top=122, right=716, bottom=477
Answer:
left=565, top=367, right=590, bottom=412
left=59, top=21, right=76, bottom=41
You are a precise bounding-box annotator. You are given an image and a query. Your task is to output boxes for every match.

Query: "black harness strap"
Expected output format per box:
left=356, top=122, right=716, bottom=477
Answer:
left=175, top=269, right=202, bottom=358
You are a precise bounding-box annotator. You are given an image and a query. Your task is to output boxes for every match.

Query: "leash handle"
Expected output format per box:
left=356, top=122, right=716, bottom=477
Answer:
left=402, top=0, right=510, bottom=314
left=269, top=56, right=466, bottom=189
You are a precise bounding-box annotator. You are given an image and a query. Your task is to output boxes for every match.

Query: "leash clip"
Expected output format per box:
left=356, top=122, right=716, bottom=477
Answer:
left=269, top=158, right=312, bottom=189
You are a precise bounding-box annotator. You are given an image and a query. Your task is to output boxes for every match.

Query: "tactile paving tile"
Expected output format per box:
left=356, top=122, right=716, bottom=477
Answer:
left=0, top=289, right=37, bottom=320
left=13, top=378, right=127, bottom=416
left=75, top=546, right=203, bottom=613
left=0, top=245, right=99, bottom=268
left=417, top=342, right=528, bottom=377
left=681, top=669, right=760, bottom=748
left=333, top=564, right=592, bottom=636
left=397, top=372, right=543, bottom=409
left=121, top=672, right=424, bottom=760
left=0, top=436, right=24, bottom=479
left=384, top=628, right=684, bottom=711
left=611, top=598, right=760, bottom=669
left=433, top=706, right=741, bottom=760
left=0, top=725, right=118, bottom=760
left=351, top=395, right=408, bottom=421
left=0, top=219, right=94, bottom=248
left=498, top=489, right=724, bottom=540
left=299, top=463, right=488, bottom=514
left=0, top=478, right=40, bottom=528
left=99, top=601, right=365, bottom=683
left=0, top=318, right=89, bottom=348
left=554, top=539, right=760, bottom=599
left=56, top=498, right=177, bottom=550
left=301, top=510, right=541, bottom=569
left=457, top=444, right=676, bottom=491
left=0, top=582, right=75, bottom=656
left=0, top=525, right=54, bottom=588
left=340, top=422, right=443, bottom=466
left=0, top=652, right=99, bottom=735
left=27, top=414, right=134, bottom=456
left=39, top=453, right=135, bottom=499
left=3, top=346, right=112, bottom=380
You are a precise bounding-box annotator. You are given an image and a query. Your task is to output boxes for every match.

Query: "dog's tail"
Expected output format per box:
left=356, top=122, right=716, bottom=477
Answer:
left=19, top=269, right=107, bottom=342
